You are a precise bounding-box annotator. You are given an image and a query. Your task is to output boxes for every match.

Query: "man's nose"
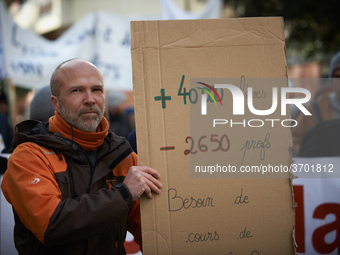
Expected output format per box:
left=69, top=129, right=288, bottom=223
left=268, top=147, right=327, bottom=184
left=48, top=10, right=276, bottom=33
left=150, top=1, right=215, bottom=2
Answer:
left=84, top=91, right=96, bottom=104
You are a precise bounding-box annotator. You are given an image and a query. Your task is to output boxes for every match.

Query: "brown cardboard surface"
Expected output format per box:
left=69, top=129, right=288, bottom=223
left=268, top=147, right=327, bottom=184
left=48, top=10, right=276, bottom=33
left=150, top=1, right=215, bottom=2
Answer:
left=131, top=18, right=295, bottom=255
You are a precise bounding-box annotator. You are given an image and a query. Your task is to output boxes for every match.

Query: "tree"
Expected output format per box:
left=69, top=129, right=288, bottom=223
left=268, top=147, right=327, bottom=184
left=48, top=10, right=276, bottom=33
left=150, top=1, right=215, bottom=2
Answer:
left=225, top=0, right=340, bottom=64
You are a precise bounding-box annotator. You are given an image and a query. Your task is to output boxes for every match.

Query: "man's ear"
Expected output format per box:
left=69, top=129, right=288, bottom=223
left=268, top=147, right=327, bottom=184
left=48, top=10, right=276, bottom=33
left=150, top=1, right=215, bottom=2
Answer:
left=51, top=95, right=60, bottom=112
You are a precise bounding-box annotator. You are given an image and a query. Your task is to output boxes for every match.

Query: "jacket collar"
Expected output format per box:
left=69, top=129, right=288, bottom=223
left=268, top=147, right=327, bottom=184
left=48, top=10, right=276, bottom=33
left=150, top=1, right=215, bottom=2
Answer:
left=49, top=111, right=109, bottom=151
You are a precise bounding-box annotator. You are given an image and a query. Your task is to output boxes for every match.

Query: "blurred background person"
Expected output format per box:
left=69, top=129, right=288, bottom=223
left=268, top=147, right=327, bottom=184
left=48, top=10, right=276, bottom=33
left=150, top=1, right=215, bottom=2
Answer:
left=0, top=91, right=9, bottom=116
left=0, top=91, right=13, bottom=173
left=292, top=51, right=340, bottom=157
left=127, top=129, right=137, bottom=154
left=107, top=90, right=134, bottom=138
left=29, top=85, right=55, bottom=122
left=0, top=111, right=13, bottom=153
left=0, top=112, right=13, bottom=173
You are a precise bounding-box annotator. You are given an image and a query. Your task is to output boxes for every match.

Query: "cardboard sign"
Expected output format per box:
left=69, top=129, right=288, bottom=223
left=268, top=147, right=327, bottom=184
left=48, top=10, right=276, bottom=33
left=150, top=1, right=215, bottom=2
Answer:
left=131, top=18, right=295, bottom=254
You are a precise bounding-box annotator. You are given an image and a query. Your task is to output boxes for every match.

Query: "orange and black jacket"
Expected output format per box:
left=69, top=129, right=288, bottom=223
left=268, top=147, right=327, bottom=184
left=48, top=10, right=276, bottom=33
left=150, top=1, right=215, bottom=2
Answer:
left=1, top=113, right=141, bottom=255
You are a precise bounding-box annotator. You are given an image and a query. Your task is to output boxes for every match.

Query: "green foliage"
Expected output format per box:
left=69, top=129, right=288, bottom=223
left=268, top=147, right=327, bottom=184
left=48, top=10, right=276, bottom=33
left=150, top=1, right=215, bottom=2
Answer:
left=15, top=86, right=30, bottom=97
left=225, top=0, right=340, bottom=62
left=3, top=0, right=11, bottom=7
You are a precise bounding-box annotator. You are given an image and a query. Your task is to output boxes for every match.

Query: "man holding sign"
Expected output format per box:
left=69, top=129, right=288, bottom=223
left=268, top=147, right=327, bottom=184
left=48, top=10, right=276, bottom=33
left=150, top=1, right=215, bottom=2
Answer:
left=1, top=58, right=162, bottom=255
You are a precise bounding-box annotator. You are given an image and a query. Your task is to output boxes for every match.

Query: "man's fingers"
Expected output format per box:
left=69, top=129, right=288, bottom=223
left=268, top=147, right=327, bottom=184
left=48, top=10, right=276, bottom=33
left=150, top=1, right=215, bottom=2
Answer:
left=143, top=175, right=162, bottom=195
left=138, top=166, right=161, bottom=179
left=139, top=170, right=162, bottom=199
left=145, top=187, right=153, bottom=199
left=140, top=171, right=162, bottom=190
left=124, top=166, right=162, bottom=200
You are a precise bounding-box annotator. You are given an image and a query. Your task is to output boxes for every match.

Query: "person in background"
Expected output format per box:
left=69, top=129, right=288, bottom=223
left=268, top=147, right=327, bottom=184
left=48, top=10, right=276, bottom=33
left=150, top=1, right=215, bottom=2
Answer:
left=127, top=129, right=137, bottom=154
left=0, top=112, right=13, bottom=153
left=0, top=92, right=9, bottom=116
left=0, top=92, right=13, bottom=173
left=1, top=58, right=162, bottom=255
left=0, top=92, right=13, bottom=152
left=124, top=106, right=135, bottom=132
left=292, top=51, right=340, bottom=156
left=0, top=112, right=13, bottom=173
left=29, top=85, right=55, bottom=122
left=107, top=90, right=134, bottom=138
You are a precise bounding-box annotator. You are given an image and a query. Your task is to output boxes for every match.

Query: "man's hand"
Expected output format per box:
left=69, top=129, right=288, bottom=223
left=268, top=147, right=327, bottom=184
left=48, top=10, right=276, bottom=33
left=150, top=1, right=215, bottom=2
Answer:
left=123, top=166, right=162, bottom=201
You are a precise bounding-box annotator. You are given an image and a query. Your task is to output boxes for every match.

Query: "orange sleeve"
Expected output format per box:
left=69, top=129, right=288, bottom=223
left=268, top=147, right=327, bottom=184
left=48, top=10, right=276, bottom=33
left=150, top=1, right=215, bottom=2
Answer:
left=128, top=198, right=142, bottom=249
left=115, top=152, right=142, bottom=248
left=1, top=143, right=63, bottom=243
left=112, top=152, right=142, bottom=248
left=127, top=152, right=142, bottom=248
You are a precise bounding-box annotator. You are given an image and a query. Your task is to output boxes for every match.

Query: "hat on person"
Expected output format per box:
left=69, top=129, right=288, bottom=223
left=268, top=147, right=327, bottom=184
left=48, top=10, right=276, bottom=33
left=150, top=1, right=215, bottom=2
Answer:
left=329, top=51, right=340, bottom=77
left=107, top=90, right=126, bottom=109
left=30, top=85, right=55, bottom=122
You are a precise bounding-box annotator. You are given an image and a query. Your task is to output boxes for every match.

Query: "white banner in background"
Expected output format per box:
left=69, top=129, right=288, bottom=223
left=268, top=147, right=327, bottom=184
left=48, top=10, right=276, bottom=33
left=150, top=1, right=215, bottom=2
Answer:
left=160, top=0, right=222, bottom=20
left=0, top=0, right=221, bottom=90
left=0, top=1, right=136, bottom=90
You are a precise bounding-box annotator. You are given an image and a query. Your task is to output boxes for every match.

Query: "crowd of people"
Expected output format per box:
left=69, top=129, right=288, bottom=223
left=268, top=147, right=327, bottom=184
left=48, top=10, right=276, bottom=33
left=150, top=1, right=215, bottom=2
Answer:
left=0, top=51, right=339, bottom=254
